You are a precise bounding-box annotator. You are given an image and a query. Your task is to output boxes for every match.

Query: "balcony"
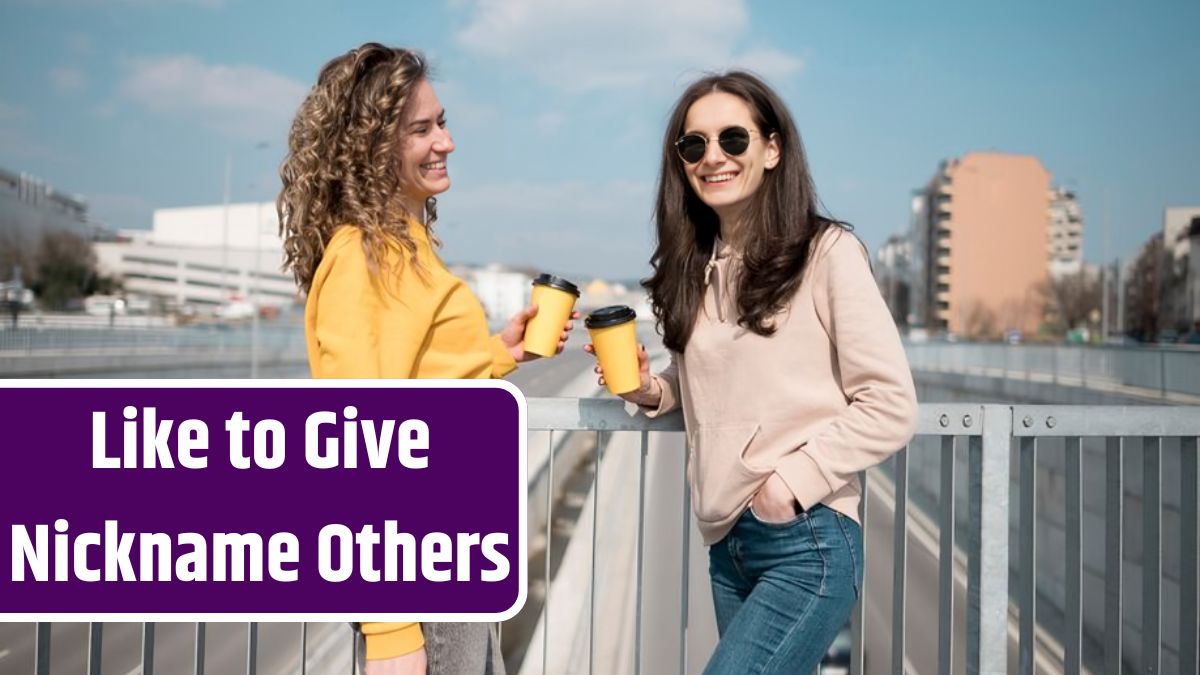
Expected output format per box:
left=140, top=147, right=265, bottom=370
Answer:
left=13, top=399, right=1199, bottom=674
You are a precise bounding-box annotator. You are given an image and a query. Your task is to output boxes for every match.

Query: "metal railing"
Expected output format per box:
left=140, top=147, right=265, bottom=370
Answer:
left=0, top=323, right=305, bottom=355
left=0, top=324, right=308, bottom=377
left=15, top=401, right=1200, bottom=675
left=905, top=341, right=1200, bottom=399
left=522, top=399, right=1199, bottom=675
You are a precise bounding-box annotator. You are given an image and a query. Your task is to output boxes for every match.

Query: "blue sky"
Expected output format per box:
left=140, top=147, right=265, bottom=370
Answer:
left=1, top=0, right=1197, bottom=280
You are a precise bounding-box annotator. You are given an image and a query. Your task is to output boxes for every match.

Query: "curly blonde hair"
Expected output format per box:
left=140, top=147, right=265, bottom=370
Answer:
left=277, top=43, right=438, bottom=293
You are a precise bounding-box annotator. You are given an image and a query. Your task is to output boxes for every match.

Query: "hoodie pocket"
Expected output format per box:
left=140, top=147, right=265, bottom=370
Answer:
left=689, top=424, right=770, bottom=523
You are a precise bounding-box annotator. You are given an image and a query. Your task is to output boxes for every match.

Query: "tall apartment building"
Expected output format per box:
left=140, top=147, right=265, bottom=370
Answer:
left=1048, top=186, right=1084, bottom=277
left=912, top=152, right=1052, bottom=337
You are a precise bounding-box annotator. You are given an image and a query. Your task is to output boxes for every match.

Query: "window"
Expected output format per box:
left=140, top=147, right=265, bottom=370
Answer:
left=125, top=255, right=176, bottom=267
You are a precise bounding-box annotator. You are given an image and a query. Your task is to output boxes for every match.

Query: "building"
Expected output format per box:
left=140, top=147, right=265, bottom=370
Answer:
left=98, top=202, right=550, bottom=321
left=94, top=202, right=298, bottom=313
left=1163, top=206, right=1200, bottom=262
left=452, top=263, right=532, bottom=325
left=905, top=193, right=930, bottom=330
left=912, top=152, right=1052, bottom=337
left=1160, top=206, right=1200, bottom=333
left=0, top=167, right=94, bottom=245
left=875, top=233, right=912, bottom=328
left=1188, top=216, right=1200, bottom=333
left=1048, top=187, right=1084, bottom=277
left=1, top=166, right=103, bottom=290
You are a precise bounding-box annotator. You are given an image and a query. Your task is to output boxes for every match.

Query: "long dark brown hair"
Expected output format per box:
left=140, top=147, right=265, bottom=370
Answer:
left=644, top=71, right=848, bottom=352
left=277, top=43, right=435, bottom=293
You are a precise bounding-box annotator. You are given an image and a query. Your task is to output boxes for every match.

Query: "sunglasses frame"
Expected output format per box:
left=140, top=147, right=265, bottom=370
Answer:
left=674, top=126, right=763, bottom=164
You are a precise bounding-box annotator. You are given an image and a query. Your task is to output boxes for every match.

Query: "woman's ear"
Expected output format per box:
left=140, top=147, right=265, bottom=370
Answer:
left=764, top=132, right=781, bottom=170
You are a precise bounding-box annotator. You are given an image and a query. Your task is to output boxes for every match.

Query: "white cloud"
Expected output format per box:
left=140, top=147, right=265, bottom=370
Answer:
left=435, top=80, right=499, bottom=125
left=535, top=111, right=566, bottom=134
left=0, top=98, right=72, bottom=164
left=438, top=178, right=656, bottom=278
left=117, top=55, right=308, bottom=141
left=731, top=47, right=806, bottom=81
left=454, top=0, right=801, bottom=92
left=50, top=67, right=87, bottom=94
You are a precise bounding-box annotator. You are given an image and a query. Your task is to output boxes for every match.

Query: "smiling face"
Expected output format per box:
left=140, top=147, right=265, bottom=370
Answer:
left=680, top=91, right=780, bottom=231
left=397, top=78, right=454, bottom=216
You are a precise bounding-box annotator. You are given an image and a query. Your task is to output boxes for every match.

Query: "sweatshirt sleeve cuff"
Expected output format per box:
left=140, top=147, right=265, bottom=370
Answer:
left=642, top=373, right=680, bottom=418
left=489, top=334, right=519, bottom=378
left=362, top=622, right=424, bottom=660
left=775, top=450, right=833, bottom=512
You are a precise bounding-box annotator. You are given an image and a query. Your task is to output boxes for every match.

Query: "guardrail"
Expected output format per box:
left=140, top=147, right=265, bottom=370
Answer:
left=904, top=341, right=1200, bottom=400
left=14, top=401, right=1200, bottom=675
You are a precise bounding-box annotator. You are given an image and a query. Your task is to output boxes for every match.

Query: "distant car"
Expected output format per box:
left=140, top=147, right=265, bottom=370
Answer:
left=83, top=295, right=126, bottom=317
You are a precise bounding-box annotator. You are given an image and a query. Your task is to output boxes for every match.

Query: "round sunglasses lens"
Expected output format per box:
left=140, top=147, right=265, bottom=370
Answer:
left=718, top=128, right=750, bottom=156
left=677, top=136, right=706, bottom=163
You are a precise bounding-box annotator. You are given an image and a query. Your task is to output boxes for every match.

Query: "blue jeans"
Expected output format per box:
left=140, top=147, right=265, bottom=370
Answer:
left=704, top=504, right=863, bottom=674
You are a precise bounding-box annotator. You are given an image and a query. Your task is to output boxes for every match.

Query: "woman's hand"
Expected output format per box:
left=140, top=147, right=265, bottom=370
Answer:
left=500, top=305, right=580, bottom=363
left=750, top=473, right=801, bottom=523
left=584, top=343, right=662, bottom=407
left=364, top=648, right=427, bottom=675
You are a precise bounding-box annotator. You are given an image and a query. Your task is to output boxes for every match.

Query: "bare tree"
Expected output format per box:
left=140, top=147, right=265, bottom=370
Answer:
left=1038, top=270, right=1102, bottom=336
left=961, top=299, right=998, bottom=339
left=29, top=231, right=119, bottom=310
left=1123, top=233, right=1163, bottom=341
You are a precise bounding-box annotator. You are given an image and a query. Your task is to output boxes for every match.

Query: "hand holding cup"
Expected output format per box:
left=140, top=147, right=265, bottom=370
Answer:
left=584, top=341, right=661, bottom=407
left=501, top=303, right=579, bottom=363
left=521, top=274, right=580, bottom=358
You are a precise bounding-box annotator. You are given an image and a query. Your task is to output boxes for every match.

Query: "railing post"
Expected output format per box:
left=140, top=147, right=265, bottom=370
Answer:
left=968, top=405, right=1012, bottom=675
left=34, top=622, right=50, bottom=675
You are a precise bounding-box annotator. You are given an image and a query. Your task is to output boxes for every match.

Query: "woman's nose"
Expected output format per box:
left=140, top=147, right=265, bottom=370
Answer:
left=702, top=137, right=725, bottom=164
left=434, top=128, right=455, bottom=154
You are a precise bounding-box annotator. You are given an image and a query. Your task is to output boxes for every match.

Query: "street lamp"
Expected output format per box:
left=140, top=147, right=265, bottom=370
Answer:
left=220, top=142, right=271, bottom=377
left=221, top=142, right=271, bottom=316
left=250, top=199, right=268, bottom=379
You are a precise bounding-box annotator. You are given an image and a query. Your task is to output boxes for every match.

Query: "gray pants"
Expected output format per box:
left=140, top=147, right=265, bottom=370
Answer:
left=422, top=622, right=505, bottom=675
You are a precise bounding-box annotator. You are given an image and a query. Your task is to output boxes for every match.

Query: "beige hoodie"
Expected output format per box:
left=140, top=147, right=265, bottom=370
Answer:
left=646, top=227, right=918, bottom=545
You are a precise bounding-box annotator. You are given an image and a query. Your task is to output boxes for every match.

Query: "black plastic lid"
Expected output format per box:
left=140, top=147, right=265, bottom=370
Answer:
left=532, top=273, right=580, bottom=296
left=585, top=305, right=637, bottom=329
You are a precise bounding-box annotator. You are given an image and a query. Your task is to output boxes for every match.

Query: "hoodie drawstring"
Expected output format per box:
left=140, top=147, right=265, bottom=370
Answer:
left=704, top=247, right=726, bottom=323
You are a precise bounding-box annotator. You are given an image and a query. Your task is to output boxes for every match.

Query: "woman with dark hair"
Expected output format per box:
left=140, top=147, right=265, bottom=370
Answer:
left=279, top=43, right=574, bottom=675
left=593, top=71, right=917, bottom=672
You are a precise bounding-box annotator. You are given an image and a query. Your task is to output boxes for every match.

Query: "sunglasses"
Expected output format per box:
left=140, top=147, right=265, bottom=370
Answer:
left=674, top=126, right=761, bottom=164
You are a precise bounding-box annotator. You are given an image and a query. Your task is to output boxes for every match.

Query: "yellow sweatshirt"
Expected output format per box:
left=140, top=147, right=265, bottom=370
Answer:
left=304, top=223, right=518, bottom=658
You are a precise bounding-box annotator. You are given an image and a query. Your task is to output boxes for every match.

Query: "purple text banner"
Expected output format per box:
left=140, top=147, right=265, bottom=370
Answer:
left=0, top=380, right=526, bottom=621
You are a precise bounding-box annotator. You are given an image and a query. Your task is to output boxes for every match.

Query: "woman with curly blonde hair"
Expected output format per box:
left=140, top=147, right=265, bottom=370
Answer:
left=279, top=42, right=573, bottom=675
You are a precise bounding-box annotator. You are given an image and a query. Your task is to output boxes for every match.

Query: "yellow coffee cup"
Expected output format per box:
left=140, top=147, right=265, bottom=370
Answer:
left=523, top=274, right=580, bottom=358
left=586, top=305, right=640, bottom=395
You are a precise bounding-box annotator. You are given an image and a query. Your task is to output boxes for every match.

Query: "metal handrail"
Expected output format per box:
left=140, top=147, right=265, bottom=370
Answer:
left=18, top=401, right=1200, bottom=675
